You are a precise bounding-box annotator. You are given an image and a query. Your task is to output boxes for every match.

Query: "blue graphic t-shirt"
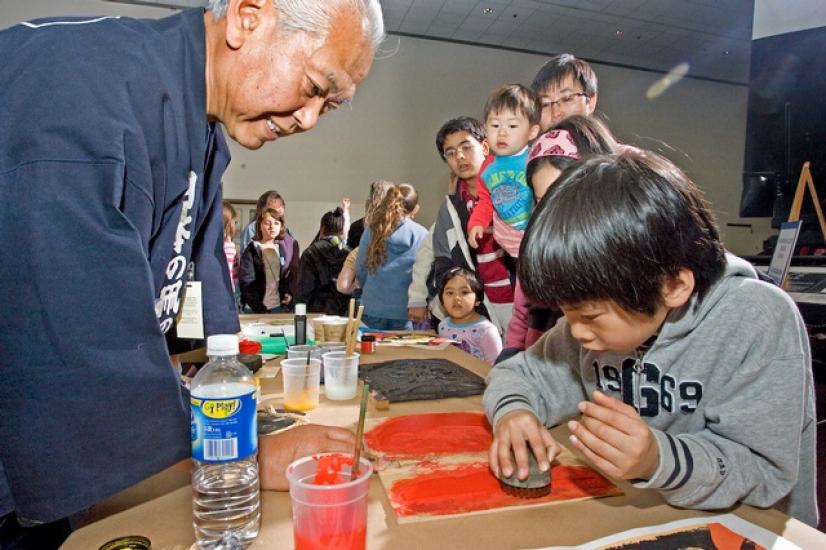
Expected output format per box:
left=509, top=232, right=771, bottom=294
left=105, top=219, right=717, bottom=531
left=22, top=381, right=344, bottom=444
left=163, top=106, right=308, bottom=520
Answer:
left=480, top=147, right=534, bottom=230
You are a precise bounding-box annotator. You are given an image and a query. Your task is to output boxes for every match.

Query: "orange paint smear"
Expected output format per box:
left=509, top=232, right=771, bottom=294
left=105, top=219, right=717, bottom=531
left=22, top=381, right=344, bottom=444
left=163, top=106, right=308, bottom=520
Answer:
left=390, top=462, right=621, bottom=517
left=364, top=412, right=492, bottom=458
left=708, top=522, right=766, bottom=550
left=312, top=453, right=354, bottom=485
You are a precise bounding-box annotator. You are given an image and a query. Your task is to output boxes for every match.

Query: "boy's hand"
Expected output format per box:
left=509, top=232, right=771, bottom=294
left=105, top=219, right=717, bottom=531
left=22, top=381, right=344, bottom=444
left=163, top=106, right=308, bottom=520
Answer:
left=407, top=306, right=428, bottom=323
left=467, top=225, right=484, bottom=249
left=340, top=197, right=351, bottom=210
left=567, top=390, right=659, bottom=480
left=489, top=410, right=560, bottom=481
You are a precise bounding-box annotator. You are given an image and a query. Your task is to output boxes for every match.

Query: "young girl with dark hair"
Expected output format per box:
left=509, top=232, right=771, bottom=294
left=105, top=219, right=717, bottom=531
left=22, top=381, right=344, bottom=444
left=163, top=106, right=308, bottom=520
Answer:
left=239, top=208, right=289, bottom=313
left=296, top=207, right=351, bottom=315
left=356, top=184, right=427, bottom=330
left=437, top=268, right=502, bottom=364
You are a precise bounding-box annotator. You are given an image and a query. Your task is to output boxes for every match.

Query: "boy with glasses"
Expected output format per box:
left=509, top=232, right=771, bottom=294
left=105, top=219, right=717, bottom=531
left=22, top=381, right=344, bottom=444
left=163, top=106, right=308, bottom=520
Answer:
left=532, top=53, right=599, bottom=131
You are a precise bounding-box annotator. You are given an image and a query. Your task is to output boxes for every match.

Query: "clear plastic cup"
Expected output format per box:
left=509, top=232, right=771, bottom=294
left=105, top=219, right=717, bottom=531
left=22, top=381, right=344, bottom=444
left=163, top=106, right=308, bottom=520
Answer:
left=323, top=319, right=348, bottom=343
left=288, top=345, right=323, bottom=361
left=287, top=453, right=372, bottom=550
left=281, top=358, right=321, bottom=411
left=322, top=352, right=359, bottom=400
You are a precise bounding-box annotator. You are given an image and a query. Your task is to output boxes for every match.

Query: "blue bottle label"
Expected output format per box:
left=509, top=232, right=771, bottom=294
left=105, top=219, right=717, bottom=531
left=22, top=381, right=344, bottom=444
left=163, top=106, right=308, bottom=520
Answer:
left=191, top=390, right=257, bottom=462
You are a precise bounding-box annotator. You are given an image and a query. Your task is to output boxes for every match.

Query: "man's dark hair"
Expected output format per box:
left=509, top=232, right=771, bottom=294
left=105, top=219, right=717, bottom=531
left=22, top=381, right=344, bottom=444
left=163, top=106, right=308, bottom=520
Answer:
left=438, top=267, right=484, bottom=306
left=520, top=149, right=726, bottom=315
left=483, top=83, right=541, bottom=126
left=435, top=116, right=486, bottom=159
left=526, top=115, right=619, bottom=185
left=531, top=53, right=598, bottom=98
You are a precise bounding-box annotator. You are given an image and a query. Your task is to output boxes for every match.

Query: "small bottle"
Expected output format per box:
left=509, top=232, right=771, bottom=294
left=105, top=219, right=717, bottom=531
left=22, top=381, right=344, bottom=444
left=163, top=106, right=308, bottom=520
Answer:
left=360, top=334, right=376, bottom=354
left=191, top=335, right=260, bottom=549
left=294, top=303, right=307, bottom=345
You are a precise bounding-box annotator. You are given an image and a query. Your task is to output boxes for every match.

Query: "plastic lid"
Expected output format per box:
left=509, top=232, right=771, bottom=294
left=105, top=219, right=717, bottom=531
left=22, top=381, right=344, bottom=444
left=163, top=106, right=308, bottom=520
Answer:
left=294, top=303, right=307, bottom=316
left=206, top=334, right=239, bottom=356
left=362, top=335, right=375, bottom=342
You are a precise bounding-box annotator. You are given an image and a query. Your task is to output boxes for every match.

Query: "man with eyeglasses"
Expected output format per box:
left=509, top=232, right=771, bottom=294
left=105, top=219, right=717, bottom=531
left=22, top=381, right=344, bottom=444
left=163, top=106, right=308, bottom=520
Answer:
left=532, top=53, right=599, bottom=131
left=408, top=117, right=514, bottom=333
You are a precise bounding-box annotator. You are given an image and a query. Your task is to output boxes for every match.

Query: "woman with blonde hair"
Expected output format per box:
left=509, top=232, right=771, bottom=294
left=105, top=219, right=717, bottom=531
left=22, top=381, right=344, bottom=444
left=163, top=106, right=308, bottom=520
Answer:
left=355, top=183, right=427, bottom=329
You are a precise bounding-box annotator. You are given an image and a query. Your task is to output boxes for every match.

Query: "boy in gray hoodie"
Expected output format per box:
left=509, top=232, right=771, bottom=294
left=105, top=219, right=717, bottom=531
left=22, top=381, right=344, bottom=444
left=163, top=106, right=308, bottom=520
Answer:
left=484, top=149, right=818, bottom=526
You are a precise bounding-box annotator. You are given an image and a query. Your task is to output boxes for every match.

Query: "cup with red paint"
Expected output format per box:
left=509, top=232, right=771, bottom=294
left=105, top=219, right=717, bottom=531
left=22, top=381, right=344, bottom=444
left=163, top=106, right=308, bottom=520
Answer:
left=287, top=453, right=372, bottom=550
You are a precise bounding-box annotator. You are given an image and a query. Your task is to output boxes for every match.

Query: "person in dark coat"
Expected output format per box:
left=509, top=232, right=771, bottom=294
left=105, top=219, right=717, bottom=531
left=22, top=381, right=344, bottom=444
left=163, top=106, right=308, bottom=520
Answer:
left=297, top=207, right=351, bottom=315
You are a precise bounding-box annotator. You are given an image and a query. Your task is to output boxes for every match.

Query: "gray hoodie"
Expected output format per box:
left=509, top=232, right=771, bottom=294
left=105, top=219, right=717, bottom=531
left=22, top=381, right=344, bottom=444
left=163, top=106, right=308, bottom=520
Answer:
left=484, top=254, right=818, bottom=526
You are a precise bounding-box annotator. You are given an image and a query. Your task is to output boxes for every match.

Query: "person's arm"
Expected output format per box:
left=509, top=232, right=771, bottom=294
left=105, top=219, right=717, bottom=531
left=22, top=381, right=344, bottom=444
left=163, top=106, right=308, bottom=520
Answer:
left=283, top=238, right=301, bottom=305
left=355, top=227, right=371, bottom=286
left=336, top=248, right=360, bottom=295
left=408, top=227, right=435, bottom=321
left=504, top=280, right=530, bottom=351
left=341, top=197, right=351, bottom=237
left=467, top=175, right=494, bottom=248
left=479, top=321, right=504, bottom=365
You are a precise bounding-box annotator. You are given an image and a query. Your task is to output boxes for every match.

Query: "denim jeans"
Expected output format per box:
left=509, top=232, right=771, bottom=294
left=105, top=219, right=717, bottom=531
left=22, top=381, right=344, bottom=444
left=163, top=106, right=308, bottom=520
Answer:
left=360, top=313, right=412, bottom=331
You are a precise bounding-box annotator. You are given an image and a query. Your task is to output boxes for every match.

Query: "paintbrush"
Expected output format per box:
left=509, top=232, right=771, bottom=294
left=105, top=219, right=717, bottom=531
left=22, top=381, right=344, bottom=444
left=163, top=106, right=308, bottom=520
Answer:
left=351, top=382, right=370, bottom=480
left=346, top=305, right=364, bottom=357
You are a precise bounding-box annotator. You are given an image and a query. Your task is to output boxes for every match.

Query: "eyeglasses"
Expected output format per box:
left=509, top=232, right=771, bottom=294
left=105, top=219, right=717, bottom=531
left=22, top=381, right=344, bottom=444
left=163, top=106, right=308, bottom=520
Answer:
left=443, top=142, right=475, bottom=160
left=541, top=92, right=588, bottom=110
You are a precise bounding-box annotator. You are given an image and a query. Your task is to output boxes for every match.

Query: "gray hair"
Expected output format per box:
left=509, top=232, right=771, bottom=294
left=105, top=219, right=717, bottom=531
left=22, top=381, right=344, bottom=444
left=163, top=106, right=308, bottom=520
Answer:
left=207, top=0, right=384, bottom=50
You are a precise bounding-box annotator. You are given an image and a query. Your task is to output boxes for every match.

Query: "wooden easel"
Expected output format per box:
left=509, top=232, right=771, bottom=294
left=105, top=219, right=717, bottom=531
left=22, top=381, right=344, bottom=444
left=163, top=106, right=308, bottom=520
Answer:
left=787, top=161, right=826, bottom=240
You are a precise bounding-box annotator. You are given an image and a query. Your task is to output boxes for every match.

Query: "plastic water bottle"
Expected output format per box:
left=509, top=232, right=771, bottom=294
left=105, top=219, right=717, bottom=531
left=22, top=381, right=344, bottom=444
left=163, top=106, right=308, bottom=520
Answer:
left=191, top=334, right=260, bottom=549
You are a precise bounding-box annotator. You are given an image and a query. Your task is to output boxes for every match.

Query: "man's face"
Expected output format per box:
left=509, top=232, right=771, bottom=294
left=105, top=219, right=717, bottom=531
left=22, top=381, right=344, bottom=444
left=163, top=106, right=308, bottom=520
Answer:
left=560, top=299, right=667, bottom=355
left=485, top=109, right=540, bottom=157
left=210, top=3, right=374, bottom=149
left=442, top=131, right=489, bottom=181
left=537, top=74, right=597, bottom=131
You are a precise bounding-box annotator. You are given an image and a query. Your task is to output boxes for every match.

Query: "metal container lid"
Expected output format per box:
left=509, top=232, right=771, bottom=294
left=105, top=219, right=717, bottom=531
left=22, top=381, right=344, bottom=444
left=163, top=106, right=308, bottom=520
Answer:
left=98, top=535, right=151, bottom=550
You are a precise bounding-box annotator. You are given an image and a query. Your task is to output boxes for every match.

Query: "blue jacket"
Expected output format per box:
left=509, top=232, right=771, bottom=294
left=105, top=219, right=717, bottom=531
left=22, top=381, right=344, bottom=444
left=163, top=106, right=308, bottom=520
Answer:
left=0, top=9, right=239, bottom=522
left=356, top=218, right=427, bottom=320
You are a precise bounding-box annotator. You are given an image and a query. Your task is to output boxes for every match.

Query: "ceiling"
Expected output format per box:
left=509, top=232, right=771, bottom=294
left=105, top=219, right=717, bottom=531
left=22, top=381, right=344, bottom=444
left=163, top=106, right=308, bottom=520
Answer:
left=105, top=0, right=756, bottom=84
left=380, top=0, right=755, bottom=84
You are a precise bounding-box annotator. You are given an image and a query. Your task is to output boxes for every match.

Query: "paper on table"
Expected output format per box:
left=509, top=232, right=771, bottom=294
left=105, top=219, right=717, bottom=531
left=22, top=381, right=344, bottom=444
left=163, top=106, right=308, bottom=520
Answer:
left=540, top=513, right=800, bottom=550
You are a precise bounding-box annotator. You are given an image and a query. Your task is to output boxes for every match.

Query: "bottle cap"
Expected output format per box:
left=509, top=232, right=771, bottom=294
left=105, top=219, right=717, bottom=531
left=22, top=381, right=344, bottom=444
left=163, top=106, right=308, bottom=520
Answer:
left=361, top=335, right=375, bottom=342
left=98, top=535, right=151, bottom=550
left=294, top=303, right=307, bottom=316
left=206, top=334, right=239, bottom=356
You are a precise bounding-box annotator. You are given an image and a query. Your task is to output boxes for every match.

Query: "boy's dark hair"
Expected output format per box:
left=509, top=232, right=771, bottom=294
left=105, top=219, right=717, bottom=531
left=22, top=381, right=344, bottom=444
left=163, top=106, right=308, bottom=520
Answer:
left=526, top=115, right=619, bottom=185
left=531, top=53, right=598, bottom=98
left=437, top=267, right=484, bottom=306
left=483, top=83, right=541, bottom=127
left=520, top=149, right=726, bottom=315
left=435, top=117, right=486, bottom=159
left=319, top=207, right=345, bottom=237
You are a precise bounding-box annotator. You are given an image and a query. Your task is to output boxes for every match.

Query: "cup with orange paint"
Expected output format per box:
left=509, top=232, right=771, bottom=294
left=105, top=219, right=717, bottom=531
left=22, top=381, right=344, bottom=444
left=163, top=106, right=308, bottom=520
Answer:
left=287, top=453, right=372, bottom=550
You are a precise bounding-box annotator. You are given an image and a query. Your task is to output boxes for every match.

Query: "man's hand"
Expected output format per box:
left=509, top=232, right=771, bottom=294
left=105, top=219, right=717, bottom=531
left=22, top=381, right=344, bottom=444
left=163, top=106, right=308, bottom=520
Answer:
left=407, top=306, right=428, bottom=323
left=467, top=225, right=485, bottom=249
left=259, top=424, right=356, bottom=490
left=489, top=410, right=560, bottom=481
left=282, top=293, right=293, bottom=306
left=567, top=390, right=659, bottom=480
left=341, top=197, right=351, bottom=210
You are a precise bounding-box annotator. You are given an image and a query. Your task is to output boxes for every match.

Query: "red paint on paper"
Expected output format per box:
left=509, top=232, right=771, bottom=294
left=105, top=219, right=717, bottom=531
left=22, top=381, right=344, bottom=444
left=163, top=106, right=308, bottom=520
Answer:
left=708, top=522, right=766, bottom=550
left=312, top=453, right=354, bottom=485
left=364, top=412, right=492, bottom=458
left=294, top=526, right=366, bottom=550
left=389, top=462, right=621, bottom=516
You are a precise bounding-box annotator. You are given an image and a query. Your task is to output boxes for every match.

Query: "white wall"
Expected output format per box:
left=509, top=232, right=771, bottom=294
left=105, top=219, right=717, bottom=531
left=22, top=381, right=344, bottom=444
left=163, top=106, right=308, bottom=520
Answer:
left=2, top=2, right=761, bottom=253
left=753, top=0, right=826, bottom=39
